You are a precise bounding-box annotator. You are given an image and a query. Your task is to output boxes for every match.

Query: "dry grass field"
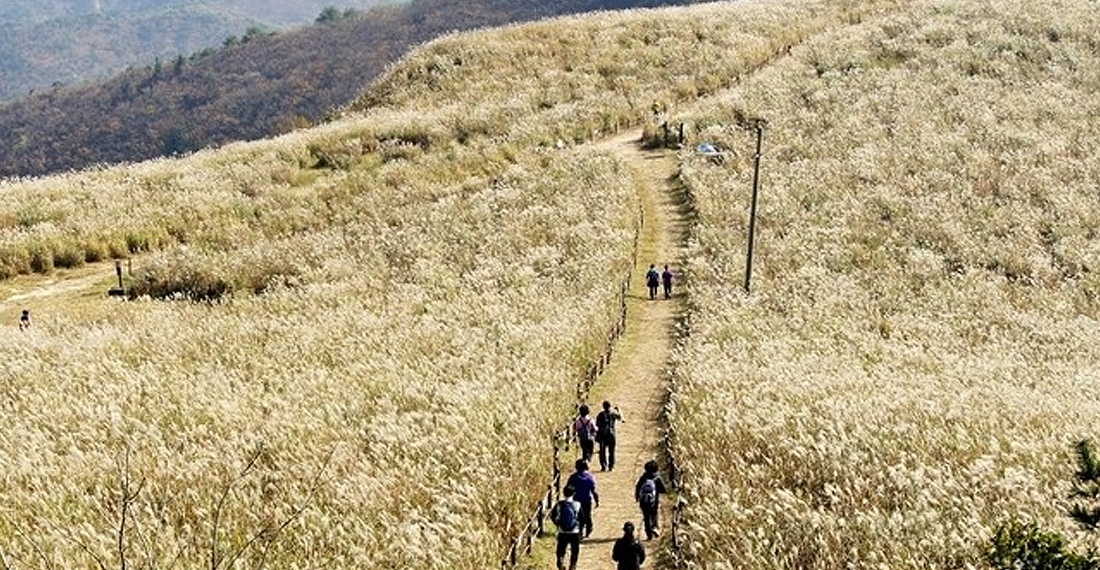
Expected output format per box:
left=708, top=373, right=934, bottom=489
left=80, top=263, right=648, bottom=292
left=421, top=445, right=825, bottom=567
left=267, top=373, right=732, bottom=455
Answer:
left=0, top=1, right=884, bottom=567
left=5, top=0, right=1094, bottom=567
left=669, top=0, right=1100, bottom=567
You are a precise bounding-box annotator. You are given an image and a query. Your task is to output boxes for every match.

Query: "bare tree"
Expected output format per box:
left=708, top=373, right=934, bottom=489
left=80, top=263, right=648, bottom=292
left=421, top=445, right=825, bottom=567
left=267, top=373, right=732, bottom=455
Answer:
left=209, top=444, right=335, bottom=570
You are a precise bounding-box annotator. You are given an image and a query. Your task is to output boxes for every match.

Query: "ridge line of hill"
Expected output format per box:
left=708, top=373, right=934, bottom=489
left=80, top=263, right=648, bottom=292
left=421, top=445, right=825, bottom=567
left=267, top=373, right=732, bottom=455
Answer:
left=0, top=0, right=717, bottom=180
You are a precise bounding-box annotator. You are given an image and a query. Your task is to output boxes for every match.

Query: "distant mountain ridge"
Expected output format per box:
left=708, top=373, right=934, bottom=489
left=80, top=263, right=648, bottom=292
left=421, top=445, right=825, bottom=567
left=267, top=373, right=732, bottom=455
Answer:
left=0, top=0, right=393, bottom=102
left=0, top=0, right=712, bottom=179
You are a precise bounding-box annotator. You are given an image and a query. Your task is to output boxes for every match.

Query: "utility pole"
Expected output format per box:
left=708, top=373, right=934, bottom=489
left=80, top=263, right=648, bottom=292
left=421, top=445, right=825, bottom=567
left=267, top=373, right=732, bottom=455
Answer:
left=744, top=118, right=766, bottom=294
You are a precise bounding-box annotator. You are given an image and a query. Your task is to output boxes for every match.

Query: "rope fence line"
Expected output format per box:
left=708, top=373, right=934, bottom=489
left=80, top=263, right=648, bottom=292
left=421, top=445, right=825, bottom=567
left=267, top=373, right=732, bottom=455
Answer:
left=500, top=204, right=644, bottom=570
left=666, top=139, right=698, bottom=570
left=666, top=413, right=688, bottom=569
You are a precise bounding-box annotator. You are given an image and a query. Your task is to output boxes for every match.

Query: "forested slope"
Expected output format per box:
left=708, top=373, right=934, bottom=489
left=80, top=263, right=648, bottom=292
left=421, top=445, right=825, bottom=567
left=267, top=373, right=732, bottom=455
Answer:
left=0, top=0, right=712, bottom=179
left=0, top=0, right=393, bottom=102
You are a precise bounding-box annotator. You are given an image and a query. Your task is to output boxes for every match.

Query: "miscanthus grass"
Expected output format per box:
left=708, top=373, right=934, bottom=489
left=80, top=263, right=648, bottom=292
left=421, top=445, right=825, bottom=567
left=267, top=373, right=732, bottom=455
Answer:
left=0, top=0, right=912, bottom=567
left=669, top=0, right=1100, bottom=567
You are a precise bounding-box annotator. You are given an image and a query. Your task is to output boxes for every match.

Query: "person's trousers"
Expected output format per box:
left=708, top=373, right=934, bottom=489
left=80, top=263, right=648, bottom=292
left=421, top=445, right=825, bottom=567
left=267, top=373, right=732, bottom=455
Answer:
left=556, top=532, right=580, bottom=570
left=648, top=285, right=658, bottom=299
left=641, top=503, right=660, bottom=539
left=579, top=438, right=594, bottom=463
left=579, top=499, right=594, bottom=537
left=599, top=435, right=617, bottom=470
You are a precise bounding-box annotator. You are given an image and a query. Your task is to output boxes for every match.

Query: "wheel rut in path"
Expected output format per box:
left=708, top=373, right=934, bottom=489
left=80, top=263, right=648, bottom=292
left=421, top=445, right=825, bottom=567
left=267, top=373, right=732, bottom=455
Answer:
left=553, top=130, right=686, bottom=570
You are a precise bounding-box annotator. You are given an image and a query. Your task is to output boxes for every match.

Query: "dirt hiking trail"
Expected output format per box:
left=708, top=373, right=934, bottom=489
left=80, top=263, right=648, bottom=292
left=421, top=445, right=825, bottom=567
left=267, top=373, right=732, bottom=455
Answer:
left=0, top=130, right=689, bottom=570
left=0, top=261, right=124, bottom=329
left=548, top=130, right=686, bottom=570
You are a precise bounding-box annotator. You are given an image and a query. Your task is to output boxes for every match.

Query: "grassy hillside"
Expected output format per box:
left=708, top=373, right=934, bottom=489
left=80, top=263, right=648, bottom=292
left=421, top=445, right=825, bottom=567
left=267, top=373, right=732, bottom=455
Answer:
left=0, top=0, right=880, bottom=568
left=4, top=0, right=1095, bottom=567
left=0, top=0, right=713, bottom=180
left=668, top=0, right=1100, bottom=566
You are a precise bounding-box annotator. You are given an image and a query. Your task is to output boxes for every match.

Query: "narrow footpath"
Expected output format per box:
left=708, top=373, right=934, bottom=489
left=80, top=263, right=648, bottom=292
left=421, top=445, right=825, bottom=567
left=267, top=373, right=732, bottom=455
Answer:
left=546, top=129, right=687, bottom=570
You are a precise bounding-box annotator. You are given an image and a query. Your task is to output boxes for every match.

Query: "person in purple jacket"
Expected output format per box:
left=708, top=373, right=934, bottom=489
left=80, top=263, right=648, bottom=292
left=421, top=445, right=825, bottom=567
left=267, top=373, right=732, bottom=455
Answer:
left=565, top=459, right=600, bottom=538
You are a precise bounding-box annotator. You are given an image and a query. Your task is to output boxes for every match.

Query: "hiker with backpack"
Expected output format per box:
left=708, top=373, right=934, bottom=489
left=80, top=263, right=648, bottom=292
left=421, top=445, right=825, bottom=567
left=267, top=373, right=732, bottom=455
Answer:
left=573, top=404, right=598, bottom=464
left=611, top=521, right=647, bottom=570
left=566, top=459, right=600, bottom=538
left=634, top=459, right=667, bottom=540
left=645, top=265, right=660, bottom=300
left=550, top=485, right=583, bottom=570
left=596, top=401, right=623, bottom=472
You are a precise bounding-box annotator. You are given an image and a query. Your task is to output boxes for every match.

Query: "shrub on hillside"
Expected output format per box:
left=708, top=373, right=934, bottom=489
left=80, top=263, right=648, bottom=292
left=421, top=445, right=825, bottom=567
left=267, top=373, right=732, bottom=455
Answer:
left=128, top=254, right=232, bottom=301
left=986, top=521, right=1098, bottom=570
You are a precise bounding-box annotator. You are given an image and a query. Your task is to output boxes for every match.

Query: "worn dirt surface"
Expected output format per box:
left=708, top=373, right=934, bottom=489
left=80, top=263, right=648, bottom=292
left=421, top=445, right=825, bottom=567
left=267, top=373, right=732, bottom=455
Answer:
left=547, top=130, right=686, bottom=570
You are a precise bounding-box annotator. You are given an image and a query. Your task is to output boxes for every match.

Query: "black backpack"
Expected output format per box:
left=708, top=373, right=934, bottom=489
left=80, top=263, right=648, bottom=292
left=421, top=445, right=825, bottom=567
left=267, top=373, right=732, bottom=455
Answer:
left=596, top=410, right=614, bottom=439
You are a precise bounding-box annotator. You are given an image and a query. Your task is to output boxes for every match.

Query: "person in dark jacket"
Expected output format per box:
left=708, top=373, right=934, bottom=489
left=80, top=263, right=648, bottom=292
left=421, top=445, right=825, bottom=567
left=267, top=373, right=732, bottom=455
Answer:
left=645, top=265, right=659, bottom=300
left=661, top=265, right=674, bottom=299
left=596, top=400, right=623, bottom=472
left=634, top=459, right=668, bottom=540
left=550, top=485, right=582, bottom=570
left=611, top=521, right=646, bottom=570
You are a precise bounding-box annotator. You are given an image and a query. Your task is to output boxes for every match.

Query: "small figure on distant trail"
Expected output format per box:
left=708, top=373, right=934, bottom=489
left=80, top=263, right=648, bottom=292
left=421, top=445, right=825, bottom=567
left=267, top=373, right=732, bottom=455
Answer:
left=566, top=459, right=599, bottom=539
left=634, top=459, right=668, bottom=541
left=550, top=485, right=583, bottom=570
left=574, top=404, right=598, bottom=464
left=596, top=401, right=623, bottom=472
left=645, top=265, right=659, bottom=300
left=661, top=265, right=674, bottom=299
left=19, top=309, right=31, bottom=331
left=611, top=521, right=646, bottom=570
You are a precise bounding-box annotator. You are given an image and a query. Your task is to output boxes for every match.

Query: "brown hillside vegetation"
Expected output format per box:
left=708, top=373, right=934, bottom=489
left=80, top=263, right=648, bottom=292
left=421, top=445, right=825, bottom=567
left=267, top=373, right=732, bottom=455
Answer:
left=0, top=1, right=883, bottom=568
left=0, top=0, right=714, bottom=179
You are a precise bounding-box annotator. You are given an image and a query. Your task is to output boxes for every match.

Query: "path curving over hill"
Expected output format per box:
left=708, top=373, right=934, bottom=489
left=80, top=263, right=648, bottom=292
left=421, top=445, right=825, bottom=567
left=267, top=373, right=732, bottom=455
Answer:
left=547, top=130, right=686, bottom=570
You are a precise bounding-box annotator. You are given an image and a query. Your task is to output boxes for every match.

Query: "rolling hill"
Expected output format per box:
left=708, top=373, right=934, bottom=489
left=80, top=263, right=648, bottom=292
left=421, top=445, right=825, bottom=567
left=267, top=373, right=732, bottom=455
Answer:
left=4, top=0, right=1100, bottom=568
left=0, top=0, right=713, bottom=180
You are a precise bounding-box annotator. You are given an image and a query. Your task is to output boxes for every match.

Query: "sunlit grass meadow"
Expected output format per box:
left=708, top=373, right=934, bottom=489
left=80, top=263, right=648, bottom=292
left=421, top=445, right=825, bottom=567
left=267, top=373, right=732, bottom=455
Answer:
left=0, top=0, right=890, bottom=567
left=669, top=0, right=1100, bottom=567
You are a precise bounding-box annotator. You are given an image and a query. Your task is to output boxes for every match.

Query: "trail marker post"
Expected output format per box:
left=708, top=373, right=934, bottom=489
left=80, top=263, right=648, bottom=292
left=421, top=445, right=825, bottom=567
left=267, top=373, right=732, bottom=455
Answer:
left=108, top=259, right=126, bottom=297
left=743, top=118, right=766, bottom=294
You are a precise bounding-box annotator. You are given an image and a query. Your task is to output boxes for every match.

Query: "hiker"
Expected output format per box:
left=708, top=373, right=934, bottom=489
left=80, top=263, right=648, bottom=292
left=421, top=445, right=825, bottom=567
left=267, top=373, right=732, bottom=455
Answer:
left=573, top=404, right=598, bottom=464
left=596, top=401, right=623, bottom=472
left=645, top=265, right=659, bottom=300
left=661, top=265, right=674, bottom=299
left=634, top=459, right=668, bottom=540
left=19, top=309, right=31, bottom=331
left=611, top=521, right=646, bottom=570
left=566, top=459, right=599, bottom=538
left=550, top=485, right=583, bottom=570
